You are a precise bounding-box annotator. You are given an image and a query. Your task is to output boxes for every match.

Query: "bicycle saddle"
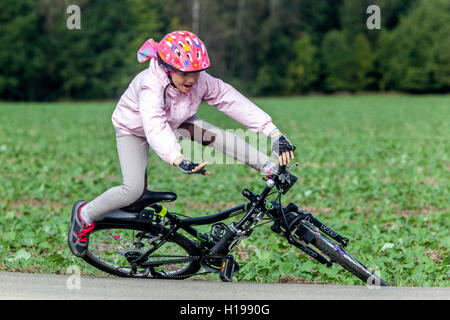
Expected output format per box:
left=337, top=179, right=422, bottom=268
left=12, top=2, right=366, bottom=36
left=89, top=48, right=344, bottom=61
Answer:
left=121, top=189, right=177, bottom=213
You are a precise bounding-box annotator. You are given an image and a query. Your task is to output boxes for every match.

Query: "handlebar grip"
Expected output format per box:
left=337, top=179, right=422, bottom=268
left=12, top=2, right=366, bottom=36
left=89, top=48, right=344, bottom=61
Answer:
left=210, top=226, right=237, bottom=254
left=196, top=167, right=207, bottom=175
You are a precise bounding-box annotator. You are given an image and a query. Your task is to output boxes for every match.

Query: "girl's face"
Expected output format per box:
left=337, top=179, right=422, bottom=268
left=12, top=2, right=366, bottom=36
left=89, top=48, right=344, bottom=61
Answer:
left=171, top=71, right=200, bottom=93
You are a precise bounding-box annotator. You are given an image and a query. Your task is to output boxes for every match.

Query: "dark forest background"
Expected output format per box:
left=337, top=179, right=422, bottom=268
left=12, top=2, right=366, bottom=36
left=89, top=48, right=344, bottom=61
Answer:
left=0, top=0, right=449, bottom=101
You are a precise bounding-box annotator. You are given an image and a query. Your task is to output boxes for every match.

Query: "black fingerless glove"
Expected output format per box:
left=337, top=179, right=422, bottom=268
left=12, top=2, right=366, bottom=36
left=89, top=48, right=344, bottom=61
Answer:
left=178, top=159, right=207, bottom=175
left=271, top=135, right=296, bottom=156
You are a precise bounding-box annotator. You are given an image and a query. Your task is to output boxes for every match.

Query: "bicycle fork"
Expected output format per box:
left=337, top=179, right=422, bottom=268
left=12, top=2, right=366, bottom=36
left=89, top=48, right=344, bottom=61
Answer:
left=272, top=203, right=350, bottom=268
left=286, top=203, right=349, bottom=247
left=285, top=222, right=332, bottom=268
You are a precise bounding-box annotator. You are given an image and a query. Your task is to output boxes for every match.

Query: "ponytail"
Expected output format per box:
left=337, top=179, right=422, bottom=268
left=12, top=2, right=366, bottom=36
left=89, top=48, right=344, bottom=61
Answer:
left=137, top=39, right=158, bottom=63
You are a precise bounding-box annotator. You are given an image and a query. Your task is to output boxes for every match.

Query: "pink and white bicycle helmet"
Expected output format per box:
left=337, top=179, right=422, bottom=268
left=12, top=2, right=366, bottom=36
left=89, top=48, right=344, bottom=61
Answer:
left=158, top=31, right=210, bottom=73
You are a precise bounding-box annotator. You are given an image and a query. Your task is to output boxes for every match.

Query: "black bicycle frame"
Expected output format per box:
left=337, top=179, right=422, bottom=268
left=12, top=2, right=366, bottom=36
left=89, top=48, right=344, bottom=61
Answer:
left=92, top=164, right=349, bottom=269
left=93, top=202, right=251, bottom=248
left=156, top=202, right=251, bottom=247
left=92, top=190, right=347, bottom=271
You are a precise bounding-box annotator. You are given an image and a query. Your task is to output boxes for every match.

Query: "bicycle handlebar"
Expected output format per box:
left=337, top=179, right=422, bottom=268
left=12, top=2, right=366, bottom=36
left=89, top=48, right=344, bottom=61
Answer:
left=266, top=162, right=298, bottom=195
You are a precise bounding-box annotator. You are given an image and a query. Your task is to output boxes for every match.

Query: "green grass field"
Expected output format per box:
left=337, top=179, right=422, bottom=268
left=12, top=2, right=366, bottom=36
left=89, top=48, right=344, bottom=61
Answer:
left=0, top=94, right=449, bottom=286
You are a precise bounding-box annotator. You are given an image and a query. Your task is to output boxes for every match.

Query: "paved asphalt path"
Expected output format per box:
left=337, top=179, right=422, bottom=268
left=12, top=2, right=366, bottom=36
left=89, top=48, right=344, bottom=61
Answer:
left=0, top=272, right=448, bottom=300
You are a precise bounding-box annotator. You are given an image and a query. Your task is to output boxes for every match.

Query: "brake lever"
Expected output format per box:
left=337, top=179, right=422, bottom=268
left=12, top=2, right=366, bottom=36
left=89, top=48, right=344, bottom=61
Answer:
left=286, top=162, right=299, bottom=182
left=277, top=162, right=299, bottom=184
left=265, top=162, right=298, bottom=182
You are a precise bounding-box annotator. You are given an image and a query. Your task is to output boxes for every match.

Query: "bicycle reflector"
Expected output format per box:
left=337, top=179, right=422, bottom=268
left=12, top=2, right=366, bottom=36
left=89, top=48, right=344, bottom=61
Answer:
left=219, top=255, right=238, bottom=282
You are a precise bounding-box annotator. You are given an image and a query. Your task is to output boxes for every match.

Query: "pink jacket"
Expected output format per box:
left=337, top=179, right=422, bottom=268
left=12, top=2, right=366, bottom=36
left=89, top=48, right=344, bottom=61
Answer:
left=112, top=59, right=276, bottom=165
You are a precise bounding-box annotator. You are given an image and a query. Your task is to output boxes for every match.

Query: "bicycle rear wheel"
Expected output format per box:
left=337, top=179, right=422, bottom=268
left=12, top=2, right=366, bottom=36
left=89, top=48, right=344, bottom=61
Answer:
left=83, top=223, right=202, bottom=279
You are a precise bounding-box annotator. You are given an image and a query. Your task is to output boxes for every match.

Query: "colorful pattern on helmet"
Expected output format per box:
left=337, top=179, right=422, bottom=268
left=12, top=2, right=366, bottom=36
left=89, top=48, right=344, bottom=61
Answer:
left=158, top=31, right=210, bottom=72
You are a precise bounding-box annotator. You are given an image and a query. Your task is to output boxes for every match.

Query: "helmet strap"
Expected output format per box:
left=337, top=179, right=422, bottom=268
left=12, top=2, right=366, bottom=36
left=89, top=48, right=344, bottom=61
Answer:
left=168, top=73, right=176, bottom=88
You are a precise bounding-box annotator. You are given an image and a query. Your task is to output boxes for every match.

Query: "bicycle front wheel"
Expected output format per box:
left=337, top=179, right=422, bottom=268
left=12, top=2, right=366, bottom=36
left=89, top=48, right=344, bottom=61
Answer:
left=83, top=224, right=202, bottom=279
left=309, top=227, right=389, bottom=286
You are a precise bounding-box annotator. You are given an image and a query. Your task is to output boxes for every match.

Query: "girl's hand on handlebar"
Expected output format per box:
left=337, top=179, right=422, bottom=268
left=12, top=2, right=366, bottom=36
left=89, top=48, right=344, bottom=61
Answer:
left=271, top=132, right=296, bottom=166
left=192, top=161, right=210, bottom=175
left=278, top=150, right=294, bottom=166
left=174, top=157, right=210, bottom=175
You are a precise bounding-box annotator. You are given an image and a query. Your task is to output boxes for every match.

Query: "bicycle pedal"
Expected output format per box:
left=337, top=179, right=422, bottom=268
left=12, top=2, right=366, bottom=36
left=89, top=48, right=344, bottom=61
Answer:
left=219, top=255, right=239, bottom=282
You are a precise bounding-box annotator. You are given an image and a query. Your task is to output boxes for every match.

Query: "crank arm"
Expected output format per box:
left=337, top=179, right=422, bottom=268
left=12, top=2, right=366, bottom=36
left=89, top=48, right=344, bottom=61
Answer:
left=139, top=256, right=200, bottom=268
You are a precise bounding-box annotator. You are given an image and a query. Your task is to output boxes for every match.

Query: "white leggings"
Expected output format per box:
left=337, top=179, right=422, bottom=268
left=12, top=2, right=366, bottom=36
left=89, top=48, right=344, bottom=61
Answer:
left=84, top=115, right=272, bottom=221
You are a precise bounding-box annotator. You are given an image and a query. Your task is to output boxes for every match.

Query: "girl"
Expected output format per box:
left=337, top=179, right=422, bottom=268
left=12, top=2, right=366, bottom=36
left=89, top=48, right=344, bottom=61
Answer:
left=68, top=31, right=295, bottom=257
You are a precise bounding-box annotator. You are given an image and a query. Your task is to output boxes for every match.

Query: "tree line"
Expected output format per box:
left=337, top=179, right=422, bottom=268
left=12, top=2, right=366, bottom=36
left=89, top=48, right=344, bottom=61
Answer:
left=0, top=0, right=449, bottom=101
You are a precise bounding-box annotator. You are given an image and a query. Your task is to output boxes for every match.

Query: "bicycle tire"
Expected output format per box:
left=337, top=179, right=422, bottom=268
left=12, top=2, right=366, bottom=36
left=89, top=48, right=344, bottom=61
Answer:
left=308, top=227, right=389, bottom=286
left=83, top=223, right=202, bottom=279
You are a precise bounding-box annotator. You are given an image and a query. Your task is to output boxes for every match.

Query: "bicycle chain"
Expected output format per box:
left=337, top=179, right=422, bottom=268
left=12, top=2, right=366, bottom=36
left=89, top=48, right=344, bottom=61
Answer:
left=133, top=254, right=224, bottom=279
